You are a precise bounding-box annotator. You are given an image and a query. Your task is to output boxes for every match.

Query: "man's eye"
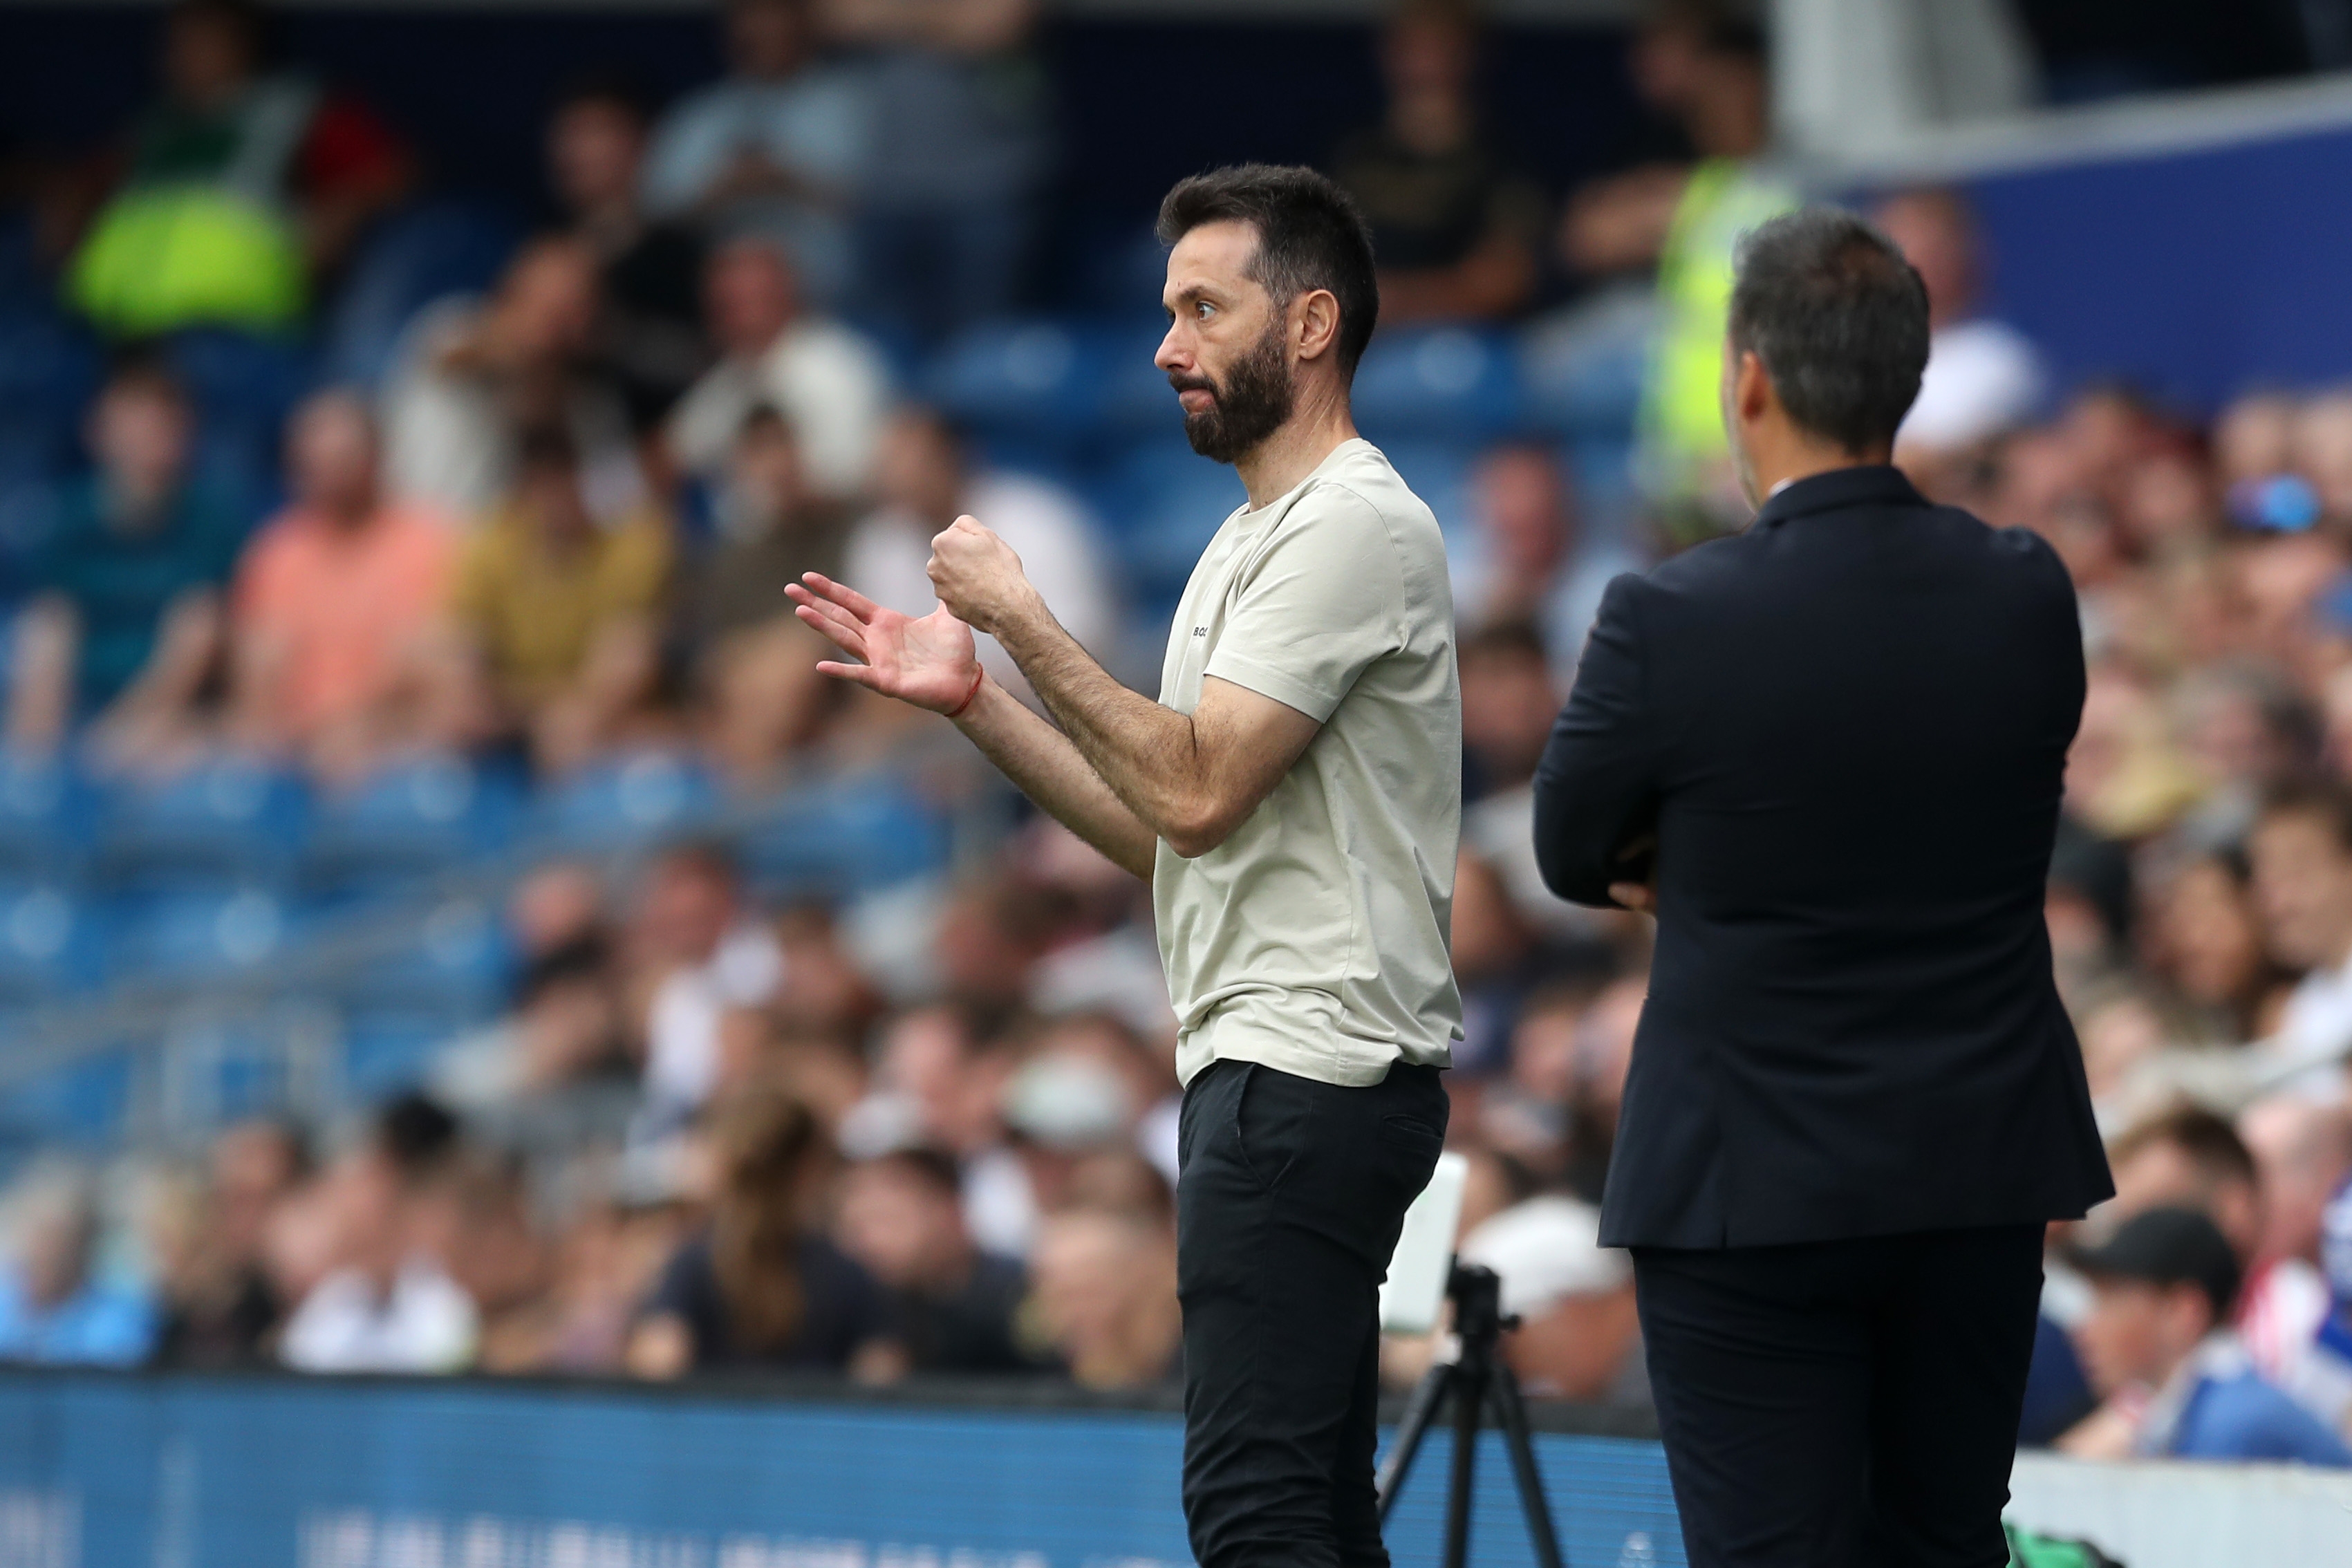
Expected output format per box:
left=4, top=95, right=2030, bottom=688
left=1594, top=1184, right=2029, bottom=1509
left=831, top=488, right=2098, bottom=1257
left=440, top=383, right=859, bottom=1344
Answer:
left=1195, top=302, right=1215, bottom=321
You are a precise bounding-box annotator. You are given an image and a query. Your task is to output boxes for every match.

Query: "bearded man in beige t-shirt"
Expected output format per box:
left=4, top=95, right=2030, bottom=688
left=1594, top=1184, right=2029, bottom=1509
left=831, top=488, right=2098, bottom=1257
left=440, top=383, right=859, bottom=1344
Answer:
left=790, top=164, right=1461, bottom=1567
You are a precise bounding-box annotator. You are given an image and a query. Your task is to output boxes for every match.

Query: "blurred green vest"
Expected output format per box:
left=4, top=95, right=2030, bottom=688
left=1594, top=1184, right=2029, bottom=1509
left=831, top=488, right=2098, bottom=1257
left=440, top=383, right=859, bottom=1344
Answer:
left=68, top=77, right=317, bottom=337
left=1636, top=157, right=1799, bottom=537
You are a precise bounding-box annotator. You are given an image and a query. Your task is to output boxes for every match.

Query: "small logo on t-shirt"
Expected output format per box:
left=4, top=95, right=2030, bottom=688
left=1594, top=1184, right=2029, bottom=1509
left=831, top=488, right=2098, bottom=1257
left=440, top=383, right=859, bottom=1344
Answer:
left=1193, top=626, right=1208, bottom=638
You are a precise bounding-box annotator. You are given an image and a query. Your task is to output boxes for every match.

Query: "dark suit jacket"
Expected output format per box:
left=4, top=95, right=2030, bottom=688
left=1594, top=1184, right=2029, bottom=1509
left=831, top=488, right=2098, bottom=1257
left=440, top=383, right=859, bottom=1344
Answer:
left=1534, top=465, right=2113, bottom=1250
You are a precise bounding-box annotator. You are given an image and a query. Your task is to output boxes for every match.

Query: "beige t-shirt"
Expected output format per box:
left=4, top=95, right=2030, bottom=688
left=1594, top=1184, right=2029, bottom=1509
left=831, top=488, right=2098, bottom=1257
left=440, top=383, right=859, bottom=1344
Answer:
left=1155, top=438, right=1464, bottom=1088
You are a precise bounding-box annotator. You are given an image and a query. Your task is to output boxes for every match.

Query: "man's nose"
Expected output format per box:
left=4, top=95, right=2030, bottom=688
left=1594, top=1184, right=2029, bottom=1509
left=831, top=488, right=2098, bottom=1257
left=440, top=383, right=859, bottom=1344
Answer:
left=1155, top=324, right=1189, bottom=373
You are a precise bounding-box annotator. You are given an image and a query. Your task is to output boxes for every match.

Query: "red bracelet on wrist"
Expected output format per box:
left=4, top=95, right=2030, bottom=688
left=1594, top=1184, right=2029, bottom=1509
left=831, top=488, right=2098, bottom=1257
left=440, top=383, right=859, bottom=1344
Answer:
left=944, top=665, right=985, bottom=720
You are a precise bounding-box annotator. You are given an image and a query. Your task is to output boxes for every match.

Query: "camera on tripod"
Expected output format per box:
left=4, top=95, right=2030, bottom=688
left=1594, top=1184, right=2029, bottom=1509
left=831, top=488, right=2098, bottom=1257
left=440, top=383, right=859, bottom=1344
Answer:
left=1376, top=1153, right=1569, bottom=1568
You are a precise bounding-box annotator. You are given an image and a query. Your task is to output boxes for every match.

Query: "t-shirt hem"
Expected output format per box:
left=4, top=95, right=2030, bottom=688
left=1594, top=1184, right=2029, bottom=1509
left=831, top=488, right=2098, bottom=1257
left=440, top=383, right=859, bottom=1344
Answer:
left=1175, top=1026, right=1452, bottom=1090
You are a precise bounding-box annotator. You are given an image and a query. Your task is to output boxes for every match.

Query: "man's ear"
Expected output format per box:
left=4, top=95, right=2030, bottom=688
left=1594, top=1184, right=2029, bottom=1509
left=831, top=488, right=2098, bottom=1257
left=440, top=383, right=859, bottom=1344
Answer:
left=1732, top=349, right=1773, bottom=428
left=1295, top=288, right=1341, bottom=364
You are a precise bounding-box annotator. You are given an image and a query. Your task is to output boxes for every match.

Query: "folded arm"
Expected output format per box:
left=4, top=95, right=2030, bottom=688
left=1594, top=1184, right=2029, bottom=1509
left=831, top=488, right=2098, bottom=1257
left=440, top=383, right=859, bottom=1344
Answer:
left=1533, top=573, right=1663, bottom=909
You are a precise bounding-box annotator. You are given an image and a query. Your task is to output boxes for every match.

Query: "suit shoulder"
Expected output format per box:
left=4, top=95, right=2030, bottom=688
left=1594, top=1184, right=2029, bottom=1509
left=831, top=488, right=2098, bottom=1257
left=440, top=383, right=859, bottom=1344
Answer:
left=1638, top=528, right=1757, bottom=600
left=1951, top=507, right=2078, bottom=599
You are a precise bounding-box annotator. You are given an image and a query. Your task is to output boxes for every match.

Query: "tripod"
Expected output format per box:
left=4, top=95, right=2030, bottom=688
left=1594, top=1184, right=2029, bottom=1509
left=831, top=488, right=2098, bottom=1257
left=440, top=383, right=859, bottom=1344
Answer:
left=1376, top=1262, right=1567, bottom=1568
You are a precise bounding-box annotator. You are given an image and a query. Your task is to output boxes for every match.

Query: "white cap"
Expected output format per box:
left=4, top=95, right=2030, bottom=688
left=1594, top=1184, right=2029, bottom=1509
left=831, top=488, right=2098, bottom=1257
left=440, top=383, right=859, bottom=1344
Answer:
left=1459, top=1195, right=1633, bottom=1319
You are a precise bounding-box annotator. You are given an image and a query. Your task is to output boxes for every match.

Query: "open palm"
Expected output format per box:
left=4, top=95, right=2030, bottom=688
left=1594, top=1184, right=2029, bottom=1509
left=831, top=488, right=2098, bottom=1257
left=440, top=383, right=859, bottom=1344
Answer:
left=787, top=572, right=980, bottom=713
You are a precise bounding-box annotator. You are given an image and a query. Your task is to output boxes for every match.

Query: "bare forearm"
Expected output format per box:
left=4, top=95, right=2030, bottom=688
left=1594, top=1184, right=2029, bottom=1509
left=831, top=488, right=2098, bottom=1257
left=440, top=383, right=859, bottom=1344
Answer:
left=994, top=606, right=1208, bottom=842
left=955, top=675, right=1158, bottom=880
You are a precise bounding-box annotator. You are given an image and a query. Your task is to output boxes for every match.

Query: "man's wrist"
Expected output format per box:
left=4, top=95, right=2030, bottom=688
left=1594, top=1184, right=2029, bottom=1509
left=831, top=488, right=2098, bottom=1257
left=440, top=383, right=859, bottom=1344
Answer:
left=984, top=585, right=1052, bottom=655
left=943, top=664, right=988, bottom=722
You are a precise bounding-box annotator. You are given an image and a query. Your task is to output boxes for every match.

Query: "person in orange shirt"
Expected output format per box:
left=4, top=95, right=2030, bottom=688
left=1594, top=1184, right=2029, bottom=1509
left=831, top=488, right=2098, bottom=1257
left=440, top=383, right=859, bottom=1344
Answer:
left=230, top=389, right=458, bottom=783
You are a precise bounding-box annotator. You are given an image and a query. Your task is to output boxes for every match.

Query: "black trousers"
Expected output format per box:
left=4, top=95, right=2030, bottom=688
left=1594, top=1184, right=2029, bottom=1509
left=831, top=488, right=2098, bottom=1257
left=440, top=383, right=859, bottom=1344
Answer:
left=1176, top=1057, right=1449, bottom=1568
left=1633, top=1224, right=2046, bottom=1568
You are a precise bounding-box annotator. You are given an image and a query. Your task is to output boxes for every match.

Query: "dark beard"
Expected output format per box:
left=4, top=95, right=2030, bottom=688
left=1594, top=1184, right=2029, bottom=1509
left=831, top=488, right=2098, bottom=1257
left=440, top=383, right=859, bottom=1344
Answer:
left=1174, top=321, right=1296, bottom=465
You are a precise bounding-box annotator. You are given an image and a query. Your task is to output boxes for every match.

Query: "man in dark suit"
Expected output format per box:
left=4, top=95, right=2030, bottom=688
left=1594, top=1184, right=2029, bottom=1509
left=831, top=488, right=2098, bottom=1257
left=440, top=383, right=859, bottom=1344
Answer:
left=1533, top=207, right=2113, bottom=1567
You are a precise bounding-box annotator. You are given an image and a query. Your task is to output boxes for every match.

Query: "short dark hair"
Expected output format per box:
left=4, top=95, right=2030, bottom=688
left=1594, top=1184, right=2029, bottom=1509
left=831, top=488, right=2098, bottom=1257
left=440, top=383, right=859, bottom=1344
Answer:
left=2258, top=778, right=2352, bottom=855
left=552, top=69, right=651, bottom=127
left=1727, top=207, right=1930, bottom=455
left=867, top=1145, right=964, bottom=1201
left=373, top=1092, right=460, bottom=1181
left=100, top=353, right=191, bottom=413
left=1156, top=164, right=1381, bottom=379
left=2108, top=1105, right=2257, bottom=1194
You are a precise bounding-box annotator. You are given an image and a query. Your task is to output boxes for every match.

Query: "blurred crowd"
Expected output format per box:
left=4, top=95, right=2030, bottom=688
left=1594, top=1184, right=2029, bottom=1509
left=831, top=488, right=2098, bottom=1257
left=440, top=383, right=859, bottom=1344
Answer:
left=0, top=0, right=2349, bottom=1482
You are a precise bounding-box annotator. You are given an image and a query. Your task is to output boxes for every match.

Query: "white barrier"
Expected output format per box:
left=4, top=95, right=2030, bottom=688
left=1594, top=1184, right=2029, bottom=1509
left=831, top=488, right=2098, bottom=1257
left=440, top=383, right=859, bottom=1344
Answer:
left=2007, top=1453, right=2352, bottom=1565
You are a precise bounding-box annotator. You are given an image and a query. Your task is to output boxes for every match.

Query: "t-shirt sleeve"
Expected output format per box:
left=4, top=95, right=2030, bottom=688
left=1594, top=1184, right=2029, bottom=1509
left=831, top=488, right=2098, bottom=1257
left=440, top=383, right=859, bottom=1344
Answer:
left=1202, top=486, right=1403, bottom=724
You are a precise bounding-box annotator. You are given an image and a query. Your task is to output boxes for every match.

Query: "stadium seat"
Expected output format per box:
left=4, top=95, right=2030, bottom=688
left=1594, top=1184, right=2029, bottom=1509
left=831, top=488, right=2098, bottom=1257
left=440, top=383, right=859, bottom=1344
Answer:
left=106, top=886, right=299, bottom=981
left=337, top=1007, right=467, bottom=1104
left=0, top=752, right=97, bottom=882
left=163, top=329, right=314, bottom=500
left=1092, top=319, right=1190, bottom=439
left=536, top=752, right=722, bottom=850
left=737, top=774, right=955, bottom=902
left=0, top=311, right=102, bottom=491
left=922, top=317, right=1117, bottom=451
left=328, top=894, right=512, bottom=1019
left=303, top=755, right=526, bottom=898
left=154, top=1011, right=312, bottom=1130
left=1515, top=301, right=1650, bottom=441
left=1088, top=438, right=1248, bottom=610
left=93, top=758, right=310, bottom=891
left=1379, top=440, right=1480, bottom=542
left=0, top=883, right=104, bottom=1002
left=1351, top=326, right=1522, bottom=442
left=0, top=1049, right=133, bottom=1150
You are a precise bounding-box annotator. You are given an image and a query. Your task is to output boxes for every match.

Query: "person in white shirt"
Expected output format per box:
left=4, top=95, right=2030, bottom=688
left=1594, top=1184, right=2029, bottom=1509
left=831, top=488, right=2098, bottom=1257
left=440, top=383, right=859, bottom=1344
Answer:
left=278, top=1098, right=478, bottom=1374
left=2250, top=784, right=2352, bottom=1089
left=631, top=841, right=783, bottom=1135
left=839, top=406, right=1116, bottom=701
left=382, top=236, right=646, bottom=525
left=665, top=237, right=893, bottom=501
left=1876, top=188, right=2045, bottom=467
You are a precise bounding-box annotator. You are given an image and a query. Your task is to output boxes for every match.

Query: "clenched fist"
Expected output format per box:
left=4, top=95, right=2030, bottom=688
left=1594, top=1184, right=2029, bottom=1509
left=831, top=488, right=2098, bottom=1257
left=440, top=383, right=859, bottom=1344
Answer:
left=926, top=515, right=1038, bottom=638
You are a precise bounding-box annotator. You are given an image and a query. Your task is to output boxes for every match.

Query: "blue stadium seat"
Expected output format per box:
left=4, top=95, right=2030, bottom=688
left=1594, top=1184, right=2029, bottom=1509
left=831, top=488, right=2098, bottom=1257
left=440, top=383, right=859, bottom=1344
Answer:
left=1090, top=319, right=1187, bottom=439
left=0, top=1049, right=133, bottom=1150
left=94, top=758, right=309, bottom=891
left=107, top=886, right=299, bottom=980
left=1380, top=440, right=1480, bottom=543
left=320, top=200, right=523, bottom=392
left=1351, top=327, right=1522, bottom=442
left=537, top=752, right=722, bottom=850
left=738, top=773, right=954, bottom=902
left=0, top=752, right=97, bottom=881
left=154, top=1014, right=306, bottom=1128
left=162, top=329, right=312, bottom=520
left=330, top=895, right=513, bottom=1018
left=923, top=317, right=1117, bottom=451
left=337, top=1008, right=469, bottom=1103
left=303, top=755, right=526, bottom=897
left=1088, top=438, right=1247, bottom=610
left=1515, top=304, right=1650, bottom=441
left=0, top=884, right=104, bottom=1002
left=0, top=312, right=102, bottom=489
